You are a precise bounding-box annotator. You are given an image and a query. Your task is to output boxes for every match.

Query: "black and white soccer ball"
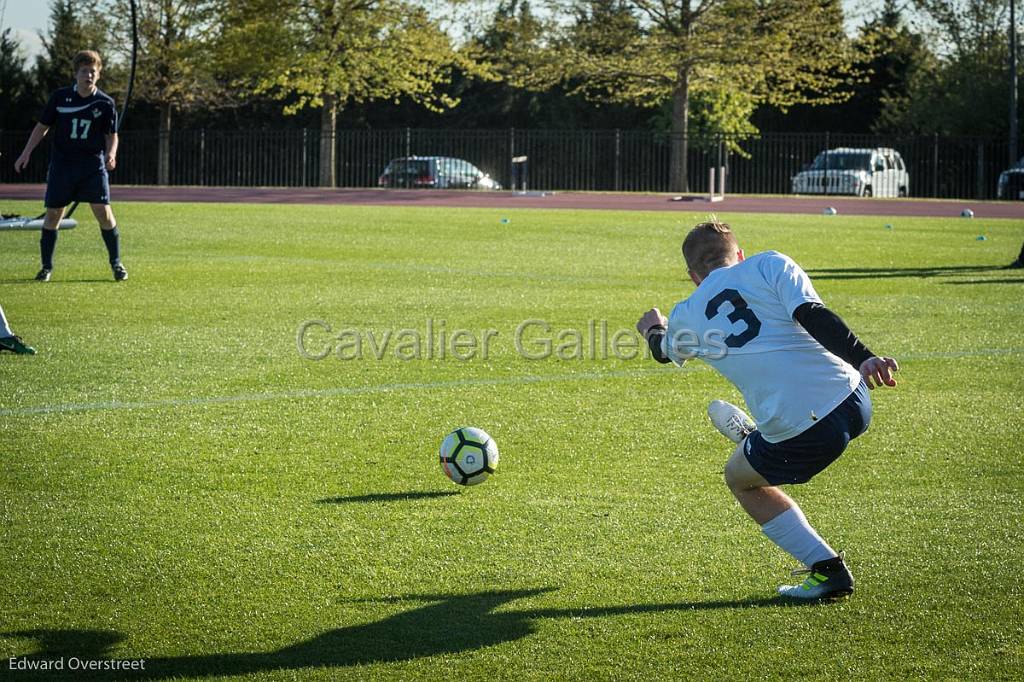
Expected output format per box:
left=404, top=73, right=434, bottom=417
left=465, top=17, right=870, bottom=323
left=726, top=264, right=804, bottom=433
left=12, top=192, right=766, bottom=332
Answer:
left=439, top=427, right=499, bottom=486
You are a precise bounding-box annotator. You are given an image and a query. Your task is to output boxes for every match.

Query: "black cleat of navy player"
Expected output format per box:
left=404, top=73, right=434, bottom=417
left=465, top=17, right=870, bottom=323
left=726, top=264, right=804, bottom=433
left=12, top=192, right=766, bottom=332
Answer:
left=113, top=263, right=128, bottom=281
left=35, top=268, right=52, bottom=282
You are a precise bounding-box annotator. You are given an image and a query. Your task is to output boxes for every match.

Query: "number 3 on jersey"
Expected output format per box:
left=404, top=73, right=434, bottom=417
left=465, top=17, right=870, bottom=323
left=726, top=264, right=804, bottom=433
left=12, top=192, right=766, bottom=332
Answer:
left=705, top=288, right=762, bottom=348
left=70, top=118, right=92, bottom=140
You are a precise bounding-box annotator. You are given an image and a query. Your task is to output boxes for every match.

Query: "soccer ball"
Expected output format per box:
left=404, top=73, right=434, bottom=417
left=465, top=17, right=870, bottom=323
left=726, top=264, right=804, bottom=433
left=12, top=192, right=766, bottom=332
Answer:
left=439, top=427, right=499, bottom=486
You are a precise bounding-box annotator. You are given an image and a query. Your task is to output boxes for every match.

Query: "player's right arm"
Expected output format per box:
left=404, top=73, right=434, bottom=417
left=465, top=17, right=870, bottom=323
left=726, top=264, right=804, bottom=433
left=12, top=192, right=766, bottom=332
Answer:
left=14, top=123, right=50, bottom=173
left=636, top=307, right=673, bottom=364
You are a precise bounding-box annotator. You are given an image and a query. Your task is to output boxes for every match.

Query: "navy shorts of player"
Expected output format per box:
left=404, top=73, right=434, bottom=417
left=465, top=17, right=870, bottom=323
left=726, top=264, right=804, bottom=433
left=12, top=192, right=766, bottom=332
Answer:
left=743, top=381, right=872, bottom=485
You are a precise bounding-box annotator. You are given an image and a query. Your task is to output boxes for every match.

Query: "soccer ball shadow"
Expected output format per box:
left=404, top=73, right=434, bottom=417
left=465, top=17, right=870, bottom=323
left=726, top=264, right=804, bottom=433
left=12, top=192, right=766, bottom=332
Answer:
left=315, top=490, right=460, bottom=504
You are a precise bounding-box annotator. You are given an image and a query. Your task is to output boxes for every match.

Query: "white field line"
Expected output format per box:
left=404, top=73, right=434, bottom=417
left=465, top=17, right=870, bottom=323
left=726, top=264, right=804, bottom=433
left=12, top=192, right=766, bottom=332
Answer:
left=1, top=348, right=1020, bottom=418
left=0, top=367, right=675, bottom=417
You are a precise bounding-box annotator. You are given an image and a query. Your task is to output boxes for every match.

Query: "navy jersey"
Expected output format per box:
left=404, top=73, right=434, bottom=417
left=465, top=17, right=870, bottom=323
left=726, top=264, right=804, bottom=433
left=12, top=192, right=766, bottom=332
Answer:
left=38, top=86, right=117, bottom=165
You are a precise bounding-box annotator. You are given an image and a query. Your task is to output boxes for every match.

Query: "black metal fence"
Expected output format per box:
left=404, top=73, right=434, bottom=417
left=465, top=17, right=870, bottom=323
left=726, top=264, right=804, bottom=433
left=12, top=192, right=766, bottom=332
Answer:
left=0, top=128, right=1012, bottom=200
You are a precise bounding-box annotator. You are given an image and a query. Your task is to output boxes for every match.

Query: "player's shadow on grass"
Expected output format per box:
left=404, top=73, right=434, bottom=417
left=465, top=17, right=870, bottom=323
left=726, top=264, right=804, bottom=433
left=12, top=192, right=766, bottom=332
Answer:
left=0, top=278, right=55, bottom=285
left=3, top=589, right=817, bottom=680
left=805, top=264, right=1001, bottom=280
left=0, top=278, right=115, bottom=284
left=316, top=491, right=460, bottom=504
left=944, top=277, right=1024, bottom=285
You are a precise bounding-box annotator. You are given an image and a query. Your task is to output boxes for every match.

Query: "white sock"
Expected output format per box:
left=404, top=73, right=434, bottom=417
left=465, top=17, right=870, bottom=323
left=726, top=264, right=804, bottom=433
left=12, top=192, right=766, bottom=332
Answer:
left=0, top=305, right=12, bottom=338
left=760, top=505, right=838, bottom=567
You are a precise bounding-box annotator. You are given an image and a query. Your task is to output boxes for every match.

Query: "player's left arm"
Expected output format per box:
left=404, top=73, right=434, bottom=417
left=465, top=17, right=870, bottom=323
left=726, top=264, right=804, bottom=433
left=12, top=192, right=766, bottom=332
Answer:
left=105, top=132, right=118, bottom=171
left=766, top=253, right=898, bottom=390
left=792, top=302, right=898, bottom=389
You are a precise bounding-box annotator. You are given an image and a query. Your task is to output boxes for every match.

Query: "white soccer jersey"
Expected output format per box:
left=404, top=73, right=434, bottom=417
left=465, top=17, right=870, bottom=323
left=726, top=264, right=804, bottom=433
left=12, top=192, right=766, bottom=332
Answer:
left=661, top=251, right=861, bottom=442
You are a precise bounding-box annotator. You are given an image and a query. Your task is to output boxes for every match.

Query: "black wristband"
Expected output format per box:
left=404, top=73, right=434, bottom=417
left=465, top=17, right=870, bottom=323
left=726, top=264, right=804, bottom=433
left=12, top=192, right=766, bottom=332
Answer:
left=645, top=325, right=672, bottom=364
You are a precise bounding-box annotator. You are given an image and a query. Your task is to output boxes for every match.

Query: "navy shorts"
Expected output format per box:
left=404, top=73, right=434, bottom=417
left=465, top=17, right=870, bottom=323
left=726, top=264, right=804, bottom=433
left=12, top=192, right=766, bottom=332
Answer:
left=744, top=381, right=872, bottom=485
left=45, top=161, right=110, bottom=208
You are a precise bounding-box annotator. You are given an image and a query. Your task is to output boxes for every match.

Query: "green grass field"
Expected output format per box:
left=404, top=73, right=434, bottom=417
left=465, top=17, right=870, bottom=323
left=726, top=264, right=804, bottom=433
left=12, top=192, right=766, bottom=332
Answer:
left=1, top=201, right=1022, bottom=680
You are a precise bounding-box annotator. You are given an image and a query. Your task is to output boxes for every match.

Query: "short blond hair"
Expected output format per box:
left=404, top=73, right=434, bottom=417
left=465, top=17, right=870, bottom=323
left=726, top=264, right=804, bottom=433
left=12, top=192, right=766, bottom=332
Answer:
left=72, top=50, right=102, bottom=72
left=682, top=218, right=739, bottom=279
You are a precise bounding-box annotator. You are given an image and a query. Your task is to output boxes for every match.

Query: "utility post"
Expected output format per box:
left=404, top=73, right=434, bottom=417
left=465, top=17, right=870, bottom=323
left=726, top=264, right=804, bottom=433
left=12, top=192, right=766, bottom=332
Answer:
left=1011, top=0, right=1019, bottom=166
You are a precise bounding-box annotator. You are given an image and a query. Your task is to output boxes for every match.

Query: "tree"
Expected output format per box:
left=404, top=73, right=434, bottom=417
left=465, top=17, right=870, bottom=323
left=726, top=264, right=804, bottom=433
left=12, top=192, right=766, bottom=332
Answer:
left=34, top=0, right=112, bottom=96
left=525, top=0, right=866, bottom=192
left=877, top=0, right=1014, bottom=137
left=752, top=0, right=935, bottom=134
left=861, top=0, right=934, bottom=134
left=399, top=0, right=645, bottom=129
left=103, top=0, right=223, bottom=183
left=456, top=0, right=564, bottom=127
left=0, top=30, right=38, bottom=130
left=335, top=0, right=655, bottom=130
left=911, top=0, right=1009, bottom=59
left=219, top=0, right=480, bottom=186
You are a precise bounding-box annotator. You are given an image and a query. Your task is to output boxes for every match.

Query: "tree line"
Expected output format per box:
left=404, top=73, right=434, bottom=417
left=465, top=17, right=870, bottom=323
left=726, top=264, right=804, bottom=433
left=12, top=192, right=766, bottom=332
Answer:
left=1, top=0, right=1018, bottom=190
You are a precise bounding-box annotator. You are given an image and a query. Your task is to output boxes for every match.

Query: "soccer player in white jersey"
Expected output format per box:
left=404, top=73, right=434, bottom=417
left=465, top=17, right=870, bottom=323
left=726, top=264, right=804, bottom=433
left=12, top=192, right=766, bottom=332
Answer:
left=0, top=303, right=36, bottom=355
left=636, top=220, right=898, bottom=600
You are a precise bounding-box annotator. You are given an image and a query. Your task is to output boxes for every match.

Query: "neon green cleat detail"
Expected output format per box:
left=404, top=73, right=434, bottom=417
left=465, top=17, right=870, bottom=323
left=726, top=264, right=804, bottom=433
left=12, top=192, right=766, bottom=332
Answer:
left=778, top=554, right=854, bottom=601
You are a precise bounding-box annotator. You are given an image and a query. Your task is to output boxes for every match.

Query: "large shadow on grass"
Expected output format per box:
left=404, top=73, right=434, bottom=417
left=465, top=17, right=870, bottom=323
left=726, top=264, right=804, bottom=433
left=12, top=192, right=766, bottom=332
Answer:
left=805, top=264, right=1002, bottom=280
left=3, top=589, right=807, bottom=679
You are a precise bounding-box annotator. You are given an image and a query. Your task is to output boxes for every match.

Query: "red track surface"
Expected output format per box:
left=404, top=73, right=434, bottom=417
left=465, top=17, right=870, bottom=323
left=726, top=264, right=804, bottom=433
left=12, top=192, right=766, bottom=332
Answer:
left=4, top=183, right=1024, bottom=218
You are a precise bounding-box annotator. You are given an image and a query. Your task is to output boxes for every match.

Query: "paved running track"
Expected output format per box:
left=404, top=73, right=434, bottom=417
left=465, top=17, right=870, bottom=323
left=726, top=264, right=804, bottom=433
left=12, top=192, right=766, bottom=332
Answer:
left=3, top=184, right=1024, bottom=219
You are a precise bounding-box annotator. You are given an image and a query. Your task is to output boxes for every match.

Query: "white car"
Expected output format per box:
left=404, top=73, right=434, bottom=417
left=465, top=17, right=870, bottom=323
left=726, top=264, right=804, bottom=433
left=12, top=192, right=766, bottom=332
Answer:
left=792, top=147, right=909, bottom=198
left=997, top=156, right=1024, bottom=199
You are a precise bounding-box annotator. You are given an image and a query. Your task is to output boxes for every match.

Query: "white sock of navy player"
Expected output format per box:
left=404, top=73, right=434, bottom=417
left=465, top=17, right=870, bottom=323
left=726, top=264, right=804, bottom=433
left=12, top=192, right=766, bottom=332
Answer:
left=0, top=305, right=13, bottom=338
left=760, top=504, right=838, bottom=568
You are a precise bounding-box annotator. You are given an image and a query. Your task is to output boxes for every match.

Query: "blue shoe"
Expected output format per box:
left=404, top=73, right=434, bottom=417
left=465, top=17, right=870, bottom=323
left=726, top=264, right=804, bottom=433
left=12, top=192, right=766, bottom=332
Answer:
left=35, top=268, right=51, bottom=282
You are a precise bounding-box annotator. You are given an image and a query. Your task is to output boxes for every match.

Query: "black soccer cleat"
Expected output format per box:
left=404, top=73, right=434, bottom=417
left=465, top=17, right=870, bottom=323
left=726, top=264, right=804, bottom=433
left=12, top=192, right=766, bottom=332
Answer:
left=112, top=263, right=128, bottom=281
left=35, top=268, right=52, bottom=282
left=778, top=553, right=854, bottom=601
left=0, top=335, right=36, bottom=355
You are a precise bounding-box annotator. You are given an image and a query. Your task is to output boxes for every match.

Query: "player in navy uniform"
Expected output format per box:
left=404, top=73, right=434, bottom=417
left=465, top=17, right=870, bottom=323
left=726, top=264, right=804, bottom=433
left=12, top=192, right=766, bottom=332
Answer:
left=637, top=220, right=898, bottom=600
left=14, top=50, right=127, bottom=282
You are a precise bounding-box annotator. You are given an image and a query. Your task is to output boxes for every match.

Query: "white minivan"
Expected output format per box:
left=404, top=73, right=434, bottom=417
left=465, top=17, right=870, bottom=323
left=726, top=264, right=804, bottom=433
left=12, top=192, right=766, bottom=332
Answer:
left=791, top=147, right=909, bottom=198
